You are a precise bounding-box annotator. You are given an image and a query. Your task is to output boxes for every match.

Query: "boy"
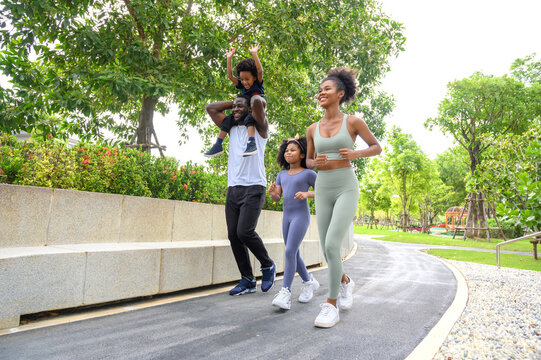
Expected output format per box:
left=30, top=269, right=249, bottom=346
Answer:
left=204, top=45, right=266, bottom=157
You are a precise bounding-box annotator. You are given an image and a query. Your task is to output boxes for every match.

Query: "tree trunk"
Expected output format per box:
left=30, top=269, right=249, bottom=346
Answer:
left=465, top=192, right=488, bottom=239
left=465, top=146, right=488, bottom=238
left=136, top=96, right=159, bottom=152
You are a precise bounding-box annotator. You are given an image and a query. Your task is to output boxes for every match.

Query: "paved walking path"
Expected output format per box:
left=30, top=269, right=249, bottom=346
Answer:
left=360, top=234, right=533, bottom=256
left=0, top=237, right=457, bottom=360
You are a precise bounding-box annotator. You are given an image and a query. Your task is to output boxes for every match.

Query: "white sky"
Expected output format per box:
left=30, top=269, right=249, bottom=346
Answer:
left=155, top=0, right=541, bottom=163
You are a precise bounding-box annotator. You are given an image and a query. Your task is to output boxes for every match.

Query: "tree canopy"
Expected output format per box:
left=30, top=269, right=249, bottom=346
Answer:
left=425, top=72, right=536, bottom=175
left=473, top=122, right=541, bottom=234
left=0, top=0, right=405, bottom=161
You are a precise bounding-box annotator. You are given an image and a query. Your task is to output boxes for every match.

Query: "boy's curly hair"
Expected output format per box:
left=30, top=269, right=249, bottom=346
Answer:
left=323, top=67, right=358, bottom=105
left=277, top=137, right=308, bottom=170
left=236, top=58, right=258, bottom=78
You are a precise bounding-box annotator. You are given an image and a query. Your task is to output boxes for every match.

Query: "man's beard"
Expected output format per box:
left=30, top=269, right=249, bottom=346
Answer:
left=235, top=112, right=249, bottom=125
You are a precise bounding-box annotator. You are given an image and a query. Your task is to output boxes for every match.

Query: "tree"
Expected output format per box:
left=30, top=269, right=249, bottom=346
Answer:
left=415, top=162, right=452, bottom=232
left=425, top=71, right=538, bottom=238
left=380, top=126, right=428, bottom=232
left=0, top=0, right=405, bottom=155
left=510, top=53, right=541, bottom=85
left=435, top=145, right=469, bottom=207
left=473, top=123, right=541, bottom=234
left=359, top=158, right=390, bottom=229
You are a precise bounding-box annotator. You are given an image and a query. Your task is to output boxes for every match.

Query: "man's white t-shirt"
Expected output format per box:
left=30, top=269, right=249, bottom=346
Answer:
left=227, top=125, right=267, bottom=187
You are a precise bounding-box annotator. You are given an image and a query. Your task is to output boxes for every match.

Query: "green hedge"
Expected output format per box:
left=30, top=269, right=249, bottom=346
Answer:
left=0, top=134, right=229, bottom=205
left=0, top=134, right=292, bottom=211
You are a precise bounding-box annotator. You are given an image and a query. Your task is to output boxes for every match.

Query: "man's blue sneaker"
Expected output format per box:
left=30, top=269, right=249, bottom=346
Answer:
left=229, top=277, right=257, bottom=296
left=260, top=263, right=276, bottom=292
left=204, top=142, right=224, bottom=158
left=242, top=141, right=258, bottom=157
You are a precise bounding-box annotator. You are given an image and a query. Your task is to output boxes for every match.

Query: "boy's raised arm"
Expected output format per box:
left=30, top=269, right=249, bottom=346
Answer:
left=249, top=45, right=263, bottom=83
left=226, top=48, right=238, bottom=85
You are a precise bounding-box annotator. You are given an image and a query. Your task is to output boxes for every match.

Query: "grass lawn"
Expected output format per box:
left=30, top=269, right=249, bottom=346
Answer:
left=427, top=249, right=541, bottom=272
left=354, top=225, right=533, bottom=253
left=354, top=225, right=540, bottom=271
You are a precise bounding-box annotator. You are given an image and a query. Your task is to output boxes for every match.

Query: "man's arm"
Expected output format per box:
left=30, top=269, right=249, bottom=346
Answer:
left=250, top=96, right=268, bottom=138
left=206, top=101, right=233, bottom=128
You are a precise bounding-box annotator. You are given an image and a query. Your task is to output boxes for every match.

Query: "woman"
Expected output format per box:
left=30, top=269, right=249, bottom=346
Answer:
left=306, top=68, right=382, bottom=328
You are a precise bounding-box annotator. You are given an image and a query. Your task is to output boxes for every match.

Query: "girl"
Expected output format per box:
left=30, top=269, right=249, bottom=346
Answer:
left=306, top=68, right=382, bottom=328
left=268, top=136, right=319, bottom=310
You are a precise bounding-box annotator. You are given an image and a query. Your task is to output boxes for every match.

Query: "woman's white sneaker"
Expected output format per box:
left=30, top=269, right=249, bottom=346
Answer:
left=298, top=275, right=320, bottom=303
left=337, top=277, right=355, bottom=310
left=314, top=303, right=339, bottom=328
left=272, top=287, right=291, bottom=310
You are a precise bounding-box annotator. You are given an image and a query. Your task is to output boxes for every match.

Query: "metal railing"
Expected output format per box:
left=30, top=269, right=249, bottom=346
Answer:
left=496, top=231, right=541, bottom=268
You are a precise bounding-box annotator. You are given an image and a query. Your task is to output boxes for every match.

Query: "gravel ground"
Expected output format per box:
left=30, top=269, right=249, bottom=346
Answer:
left=434, top=261, right=541, bottom=360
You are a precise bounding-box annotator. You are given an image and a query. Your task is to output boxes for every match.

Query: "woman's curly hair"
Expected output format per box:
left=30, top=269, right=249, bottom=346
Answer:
left=236, top=58, right=258, bottom=78
left=276, top=137, right=308, bottom=170
left=323, top=67, right=358, bottom=105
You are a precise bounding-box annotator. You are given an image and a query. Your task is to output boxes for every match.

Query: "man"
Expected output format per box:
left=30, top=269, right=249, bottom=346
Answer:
left=206, top=94, right=276, bottom=295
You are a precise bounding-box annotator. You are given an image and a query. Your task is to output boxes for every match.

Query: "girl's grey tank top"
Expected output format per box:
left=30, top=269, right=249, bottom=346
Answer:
left=314, top=114, right=355, bottom=160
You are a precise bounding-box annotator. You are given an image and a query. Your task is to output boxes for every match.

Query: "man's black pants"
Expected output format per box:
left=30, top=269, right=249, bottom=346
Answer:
left=225, top=185, right=273, bottom=280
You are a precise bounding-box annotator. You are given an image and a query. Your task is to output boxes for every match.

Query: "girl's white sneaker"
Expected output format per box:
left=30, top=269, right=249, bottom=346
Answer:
left=299, top=275, right=320, bottom=303
left=314, top=303, right=339, bottom=328
left=272, top=287, right=291, bottom=310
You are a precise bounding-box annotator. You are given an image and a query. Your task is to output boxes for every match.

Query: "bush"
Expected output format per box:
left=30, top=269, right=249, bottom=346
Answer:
left=0, top=135, right=228, bottom=204
left=487, top=218, right=522, bottom=239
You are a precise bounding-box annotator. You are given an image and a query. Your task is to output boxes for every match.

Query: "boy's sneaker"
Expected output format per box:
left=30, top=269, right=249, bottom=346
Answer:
left=204, top=142, right=224, bottom=157
left=242, top=141, right=258, bottom=157
left=272, top=287, right=291, bottom=310
left=299, top=275, right=320, bottom=303
left=229, top=277, right=257, bottom=296
left=337, top=277, right=355, bottom=310
left=260, top=263, right=276, bottom=292
left=314, top=303, right=339, bottom=328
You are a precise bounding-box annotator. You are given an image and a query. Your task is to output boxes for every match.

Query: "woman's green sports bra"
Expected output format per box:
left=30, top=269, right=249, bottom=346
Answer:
left=314, top=114, right=355, bottom=160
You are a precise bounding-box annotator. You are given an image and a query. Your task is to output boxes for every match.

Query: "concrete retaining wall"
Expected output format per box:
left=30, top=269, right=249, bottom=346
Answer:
left=0, top=183, right=354, bottom=329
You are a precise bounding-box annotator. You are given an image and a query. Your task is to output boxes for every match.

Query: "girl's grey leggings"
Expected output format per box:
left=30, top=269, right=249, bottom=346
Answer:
left=315, top=167, right=359, bottom=300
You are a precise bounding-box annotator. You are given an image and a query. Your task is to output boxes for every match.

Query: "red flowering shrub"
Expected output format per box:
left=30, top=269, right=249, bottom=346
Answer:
left=0, top=134, right=228, bottom=204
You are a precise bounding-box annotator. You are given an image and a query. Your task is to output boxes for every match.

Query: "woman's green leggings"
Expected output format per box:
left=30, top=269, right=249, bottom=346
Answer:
left=315, top=167, right=359, bottom=300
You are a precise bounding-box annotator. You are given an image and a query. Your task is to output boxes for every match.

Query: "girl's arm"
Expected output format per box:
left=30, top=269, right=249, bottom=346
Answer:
left=268, top=182, right=282, bottom=202
left=249, top=45, right=263, bottom=83
left=226, top=48, right=238, bottom=86
left=338, top=115, right=382, bottom=160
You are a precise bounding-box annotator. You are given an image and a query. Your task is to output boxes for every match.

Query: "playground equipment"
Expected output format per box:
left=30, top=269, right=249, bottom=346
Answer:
left=445, top=206, right=468, bottom=231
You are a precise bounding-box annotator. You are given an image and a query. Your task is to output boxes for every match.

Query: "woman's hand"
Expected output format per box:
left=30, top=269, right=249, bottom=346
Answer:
left=338, top=148, right=359, bottom=160
left=315, top=154, right=328, bottom=167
